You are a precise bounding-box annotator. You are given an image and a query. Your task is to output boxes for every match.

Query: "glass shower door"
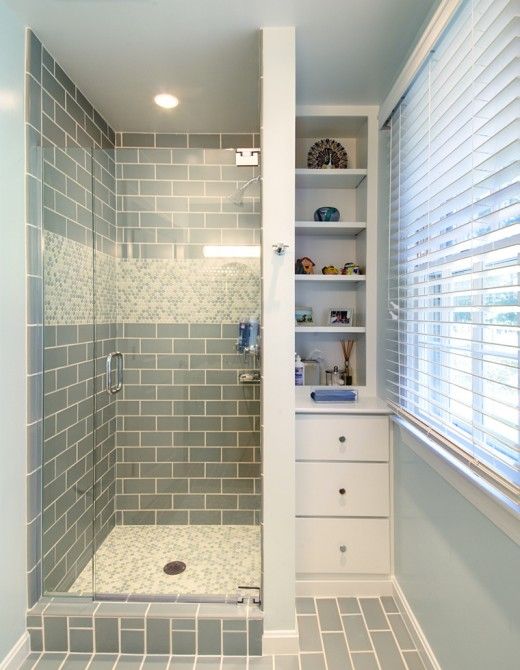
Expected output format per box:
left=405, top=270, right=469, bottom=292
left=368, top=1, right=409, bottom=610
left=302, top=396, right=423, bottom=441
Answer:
left=92, top=141, right=262, bottom=600
left=41, top=146, right=96, bottom=596
left=90, top=146, right=118, bottom=597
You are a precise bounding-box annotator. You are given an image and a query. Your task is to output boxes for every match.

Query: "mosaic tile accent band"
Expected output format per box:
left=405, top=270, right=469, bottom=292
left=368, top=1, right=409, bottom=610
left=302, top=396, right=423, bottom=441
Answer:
left=117, top=259, right=260, bottom=324
left=44, top=231, right=117, bottom=325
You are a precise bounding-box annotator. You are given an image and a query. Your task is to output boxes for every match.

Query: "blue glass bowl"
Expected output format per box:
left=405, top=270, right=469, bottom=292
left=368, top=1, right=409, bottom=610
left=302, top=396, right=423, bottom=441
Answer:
left=314, top=206, right=340, bottom=222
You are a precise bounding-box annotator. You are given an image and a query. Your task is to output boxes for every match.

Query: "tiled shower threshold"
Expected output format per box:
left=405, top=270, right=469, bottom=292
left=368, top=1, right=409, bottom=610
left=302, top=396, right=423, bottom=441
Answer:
left=68, top=525, right=261, bottom=600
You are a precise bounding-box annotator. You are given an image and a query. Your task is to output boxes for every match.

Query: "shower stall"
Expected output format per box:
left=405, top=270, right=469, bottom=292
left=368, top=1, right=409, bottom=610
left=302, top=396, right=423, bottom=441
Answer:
left=41, top=135, right=262, bottom=600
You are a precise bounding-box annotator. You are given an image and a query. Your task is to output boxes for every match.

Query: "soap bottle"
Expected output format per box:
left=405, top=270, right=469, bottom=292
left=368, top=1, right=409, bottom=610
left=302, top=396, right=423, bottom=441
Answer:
left=248, top=317, right=259, bottom=349
left=295, top=354, right=304, bottom=386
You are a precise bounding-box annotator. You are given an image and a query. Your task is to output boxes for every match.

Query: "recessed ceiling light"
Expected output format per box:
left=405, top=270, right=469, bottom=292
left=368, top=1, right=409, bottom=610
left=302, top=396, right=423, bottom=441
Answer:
left=154, top=93, right=179, bottom=109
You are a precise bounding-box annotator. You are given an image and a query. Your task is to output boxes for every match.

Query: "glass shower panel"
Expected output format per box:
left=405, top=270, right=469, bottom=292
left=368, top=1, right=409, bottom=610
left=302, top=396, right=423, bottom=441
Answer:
left=92, top=143, right=262, bottom=599
left=41, top=146, right=95, bottom=596
left=91, top=146, right=118, bottom=597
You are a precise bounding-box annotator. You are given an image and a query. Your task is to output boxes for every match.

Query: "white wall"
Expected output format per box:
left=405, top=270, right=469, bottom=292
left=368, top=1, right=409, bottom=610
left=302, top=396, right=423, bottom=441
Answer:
left=0, top=0, right=28, bottom=660
left=261, top=27, right=297, bottom=650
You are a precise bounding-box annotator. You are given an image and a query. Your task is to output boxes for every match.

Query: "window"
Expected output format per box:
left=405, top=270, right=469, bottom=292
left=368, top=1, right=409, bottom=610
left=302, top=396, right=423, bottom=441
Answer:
left=387, top=0, right=519, bottom=503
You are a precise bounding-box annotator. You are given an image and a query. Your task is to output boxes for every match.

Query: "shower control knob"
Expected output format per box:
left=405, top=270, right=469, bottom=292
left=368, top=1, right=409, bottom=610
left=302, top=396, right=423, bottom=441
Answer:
left=339, top=545, right=347, bottom=553
left=272, top=242, right=289, bottom=255
left=338, top=435, right=346, bottom=443
left=339, top=488, right=346, bottom=495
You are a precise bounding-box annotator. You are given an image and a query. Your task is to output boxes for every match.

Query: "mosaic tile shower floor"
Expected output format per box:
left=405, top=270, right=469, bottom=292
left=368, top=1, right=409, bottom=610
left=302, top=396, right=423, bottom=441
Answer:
left=69, top=525, right=261, bottom=597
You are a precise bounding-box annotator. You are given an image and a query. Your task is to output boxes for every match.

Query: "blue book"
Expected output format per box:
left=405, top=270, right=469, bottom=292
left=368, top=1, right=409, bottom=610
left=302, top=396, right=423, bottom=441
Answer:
left=311, top=389, right=358, bottom=402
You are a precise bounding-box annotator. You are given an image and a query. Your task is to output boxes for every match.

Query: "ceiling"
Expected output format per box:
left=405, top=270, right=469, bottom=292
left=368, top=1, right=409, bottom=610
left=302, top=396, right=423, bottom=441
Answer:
left=6, top=0, right=439, bottom=133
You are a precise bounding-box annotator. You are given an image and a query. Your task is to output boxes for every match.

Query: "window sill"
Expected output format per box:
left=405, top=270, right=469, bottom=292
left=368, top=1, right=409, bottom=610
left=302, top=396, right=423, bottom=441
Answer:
left=391, top=415, right=520, bottom=547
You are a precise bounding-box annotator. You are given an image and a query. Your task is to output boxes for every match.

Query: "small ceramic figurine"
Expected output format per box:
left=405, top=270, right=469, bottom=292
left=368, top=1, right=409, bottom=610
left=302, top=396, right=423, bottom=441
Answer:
left=341, top=262, right=361, bottom=275
left=322, top=265, right=340, bottom=275
left=295, top=257, right=316, bottom=275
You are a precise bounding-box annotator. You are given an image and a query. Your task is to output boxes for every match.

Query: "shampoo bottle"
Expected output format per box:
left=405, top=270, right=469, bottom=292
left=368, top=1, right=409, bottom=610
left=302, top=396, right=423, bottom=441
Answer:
left=295, top=354, right=304, bottom=386
left=248, top=317, right=259, bottom=349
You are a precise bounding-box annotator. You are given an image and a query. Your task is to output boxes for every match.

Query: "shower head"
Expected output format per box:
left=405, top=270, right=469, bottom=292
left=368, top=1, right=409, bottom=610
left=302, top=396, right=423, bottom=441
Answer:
left=229, top=175, right=261, bottom=206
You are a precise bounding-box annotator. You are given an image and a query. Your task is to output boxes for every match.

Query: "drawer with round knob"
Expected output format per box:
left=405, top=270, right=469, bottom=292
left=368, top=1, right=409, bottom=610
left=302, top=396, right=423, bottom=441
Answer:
left=295, top=415, right=389, bottom=462
left=296, top=462, right=389, bottom=516
left=296, top=517, right=390, bottom=574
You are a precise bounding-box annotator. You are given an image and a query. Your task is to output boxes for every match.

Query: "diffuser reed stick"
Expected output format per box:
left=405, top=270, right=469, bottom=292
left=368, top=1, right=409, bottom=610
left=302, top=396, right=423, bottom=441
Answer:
left=341, top=340, right=355, bottom=385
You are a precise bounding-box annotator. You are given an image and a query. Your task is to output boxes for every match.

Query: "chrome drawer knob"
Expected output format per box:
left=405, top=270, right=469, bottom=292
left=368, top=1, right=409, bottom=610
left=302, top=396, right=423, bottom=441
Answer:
left=339, top=545, right=347, bottom=553
left=339, top=488, right=346, bottom=495
left=338, top=436, right=346, bottom=443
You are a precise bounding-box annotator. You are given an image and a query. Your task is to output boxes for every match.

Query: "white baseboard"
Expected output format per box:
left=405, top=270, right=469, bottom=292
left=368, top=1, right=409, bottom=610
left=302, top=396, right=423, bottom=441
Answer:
left=296, top=578, right=393, bottom=597
left=0, top=632, right=30, bottom=670
left=392, top=577, right=442, bottom=670
left=262, top=629, right=300, bottom=655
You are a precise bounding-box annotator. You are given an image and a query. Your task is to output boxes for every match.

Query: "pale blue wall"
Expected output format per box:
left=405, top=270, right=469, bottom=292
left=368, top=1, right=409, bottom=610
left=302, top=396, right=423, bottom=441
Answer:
left=0, top=0, right=28, bottom=661
left=394, top=424, right=520, bottom=670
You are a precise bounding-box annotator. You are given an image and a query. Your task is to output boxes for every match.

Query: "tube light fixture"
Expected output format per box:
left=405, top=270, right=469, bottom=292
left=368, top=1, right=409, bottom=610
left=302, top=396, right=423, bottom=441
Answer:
left=203, top=245, right=261, bottom=258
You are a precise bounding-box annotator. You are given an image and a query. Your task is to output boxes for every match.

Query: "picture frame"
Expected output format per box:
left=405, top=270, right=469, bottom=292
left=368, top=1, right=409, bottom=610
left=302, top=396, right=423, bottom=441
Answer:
left=328, top=308, right=353, bottom=326
left=295, top=306, right=314, bottom=325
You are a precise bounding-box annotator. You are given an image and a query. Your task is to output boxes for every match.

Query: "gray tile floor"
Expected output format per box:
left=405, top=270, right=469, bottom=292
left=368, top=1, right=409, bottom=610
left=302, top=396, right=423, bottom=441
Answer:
left=20, top=597, right=426, bottom=670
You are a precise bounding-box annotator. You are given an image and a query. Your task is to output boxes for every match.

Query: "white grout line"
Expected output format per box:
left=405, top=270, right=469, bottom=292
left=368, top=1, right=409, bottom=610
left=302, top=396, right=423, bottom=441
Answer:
left=310, top=597, right=327, bottom=670
left=332, top=597, right=354, bottom=670
left=357, top=598, right=382, bottom=670
left=28, top=652, right=42, bottom=670
left=378, top=596, right=413, bottom=670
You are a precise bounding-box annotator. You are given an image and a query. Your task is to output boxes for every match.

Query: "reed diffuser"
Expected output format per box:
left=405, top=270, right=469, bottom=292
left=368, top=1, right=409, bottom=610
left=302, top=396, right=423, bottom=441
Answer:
left=341, top=340, right=355, bottom=385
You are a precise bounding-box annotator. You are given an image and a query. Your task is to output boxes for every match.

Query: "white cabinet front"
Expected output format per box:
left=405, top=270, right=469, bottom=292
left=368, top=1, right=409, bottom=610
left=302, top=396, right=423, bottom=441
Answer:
left=296, top=415, right=389, bottom=461
left=296, top=518, right=390, bottom=574
left=296, top=462, right=389, bottom=516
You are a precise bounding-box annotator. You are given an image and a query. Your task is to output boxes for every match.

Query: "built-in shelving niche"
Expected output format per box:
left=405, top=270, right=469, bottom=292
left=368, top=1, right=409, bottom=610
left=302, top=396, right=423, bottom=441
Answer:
left=295, top=114, right=370, bottom=387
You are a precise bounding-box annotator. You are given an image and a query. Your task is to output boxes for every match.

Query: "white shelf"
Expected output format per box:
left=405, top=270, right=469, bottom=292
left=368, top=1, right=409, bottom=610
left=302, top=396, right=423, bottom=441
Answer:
left=296, top=221, right=366, bottom=236
left=295, top=169, right=367, bottom=189
left=295, top=326, right=366, bottom=334
left=295, top=274, right=366, bottom=282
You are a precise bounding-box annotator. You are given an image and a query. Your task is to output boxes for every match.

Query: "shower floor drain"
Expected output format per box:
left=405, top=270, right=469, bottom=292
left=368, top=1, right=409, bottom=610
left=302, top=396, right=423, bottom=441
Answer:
left=163, top=560, right=186, bottom=575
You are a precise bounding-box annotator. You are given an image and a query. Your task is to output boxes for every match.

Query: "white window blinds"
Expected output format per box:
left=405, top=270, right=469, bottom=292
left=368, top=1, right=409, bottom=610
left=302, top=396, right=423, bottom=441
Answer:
left=387, top=0, right=519, bottom=502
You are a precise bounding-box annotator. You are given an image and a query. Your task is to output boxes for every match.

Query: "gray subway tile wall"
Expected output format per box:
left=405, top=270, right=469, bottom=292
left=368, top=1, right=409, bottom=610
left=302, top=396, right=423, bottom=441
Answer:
left=116, top=324, right=261, bottom=524
left=114, top=134, right=261, bottom=525
left=25, top=29, right=118, bottom=601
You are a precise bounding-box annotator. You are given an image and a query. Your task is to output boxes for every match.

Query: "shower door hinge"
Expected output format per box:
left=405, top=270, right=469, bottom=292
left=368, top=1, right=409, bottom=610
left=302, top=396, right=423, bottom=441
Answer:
left=237, top=585, right=261, bottom=605
left=235, top=148, right=260, bottom=166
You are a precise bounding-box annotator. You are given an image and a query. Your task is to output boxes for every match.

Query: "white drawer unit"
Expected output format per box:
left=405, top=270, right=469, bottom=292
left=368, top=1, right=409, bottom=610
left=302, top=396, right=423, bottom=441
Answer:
left=294, top=411, right=391, bottom=579
left=296, top=517, right=390, bottom=574
left=296, top=414, right=389, bottom=461
left=296, top=462, right=389, bottom=517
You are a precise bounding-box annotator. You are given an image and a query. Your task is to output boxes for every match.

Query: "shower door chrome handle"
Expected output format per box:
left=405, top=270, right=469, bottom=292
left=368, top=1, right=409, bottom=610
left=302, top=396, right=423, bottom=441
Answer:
left=106, top=352, right=123, bottom=395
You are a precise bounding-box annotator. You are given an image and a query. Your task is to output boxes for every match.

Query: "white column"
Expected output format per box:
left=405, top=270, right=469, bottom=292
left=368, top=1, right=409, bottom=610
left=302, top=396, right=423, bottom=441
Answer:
left=260, top=27, right=298, bottom=652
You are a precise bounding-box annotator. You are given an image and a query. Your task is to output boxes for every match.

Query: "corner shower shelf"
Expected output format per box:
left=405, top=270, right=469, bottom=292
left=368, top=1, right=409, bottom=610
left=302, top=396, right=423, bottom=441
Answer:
left=295, top=274, right=366, bottom=282
left=295, top=221, right=366, bottom=236
left=295, top=326, right=366, bottom=334
left=295, top=169, right=367, bottom=189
